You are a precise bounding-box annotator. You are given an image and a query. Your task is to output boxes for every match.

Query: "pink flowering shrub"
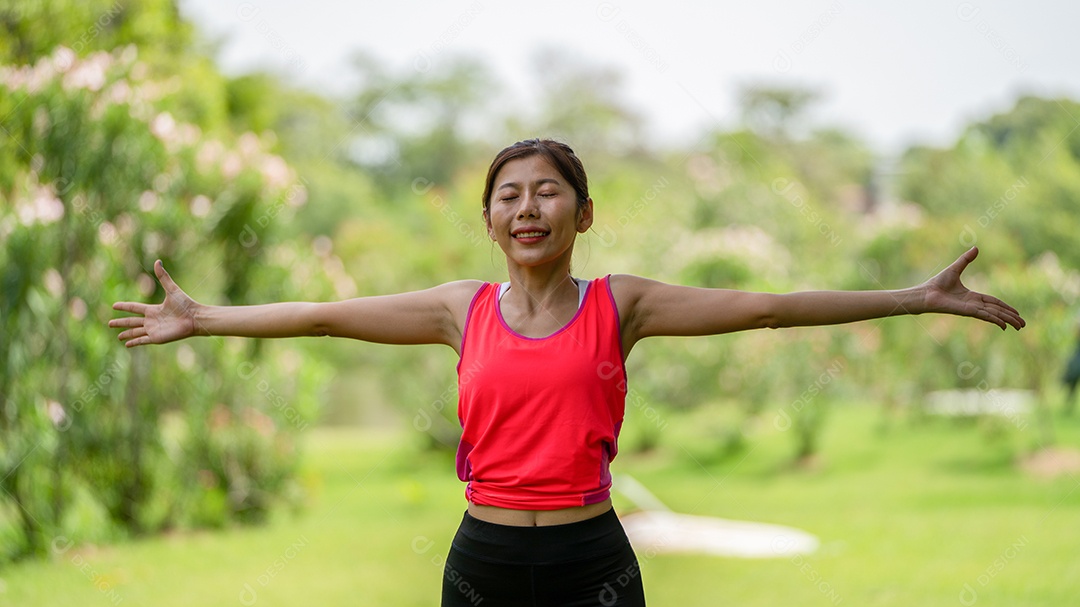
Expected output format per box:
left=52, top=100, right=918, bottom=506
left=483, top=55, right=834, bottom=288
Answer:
left=0, top=47, right=329, bottom=561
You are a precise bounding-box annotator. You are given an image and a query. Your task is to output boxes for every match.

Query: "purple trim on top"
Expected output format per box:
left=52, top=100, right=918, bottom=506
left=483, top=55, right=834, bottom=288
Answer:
left=582, top=489, right=611, bottom=506
left=456, top=438, right=475, bottom=482
left=603, top=275, right=629, bottom=383
left=494, top=279, right=593, bottom=341
left=599, top=441, right=613, bottom=487
left=455, top=282, right=490, bottom=373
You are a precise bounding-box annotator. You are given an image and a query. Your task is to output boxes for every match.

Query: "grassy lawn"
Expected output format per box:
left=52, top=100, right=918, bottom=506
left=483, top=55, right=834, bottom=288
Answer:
left=3, top=403, right=1079, bottom=606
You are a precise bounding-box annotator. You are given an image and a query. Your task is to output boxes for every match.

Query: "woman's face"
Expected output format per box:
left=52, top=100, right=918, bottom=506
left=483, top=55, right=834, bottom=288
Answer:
left=484, top=155, right=593, bottom=270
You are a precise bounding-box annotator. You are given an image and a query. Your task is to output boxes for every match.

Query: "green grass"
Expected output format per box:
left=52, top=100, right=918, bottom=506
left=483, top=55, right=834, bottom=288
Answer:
left=3, top=404, right=1079, bottom=606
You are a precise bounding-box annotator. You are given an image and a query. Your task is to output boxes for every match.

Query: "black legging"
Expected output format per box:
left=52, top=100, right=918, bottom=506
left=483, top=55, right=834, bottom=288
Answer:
left=442, top=508, right=647, bottom=606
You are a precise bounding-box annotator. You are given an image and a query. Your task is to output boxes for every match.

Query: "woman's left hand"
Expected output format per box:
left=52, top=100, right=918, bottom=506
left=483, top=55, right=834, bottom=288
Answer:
left=922, top=247, right=1026, bottom=330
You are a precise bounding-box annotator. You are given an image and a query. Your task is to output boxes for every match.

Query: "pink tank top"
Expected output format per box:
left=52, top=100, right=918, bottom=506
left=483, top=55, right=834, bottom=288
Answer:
left=456, top=275, right=628, bottom=510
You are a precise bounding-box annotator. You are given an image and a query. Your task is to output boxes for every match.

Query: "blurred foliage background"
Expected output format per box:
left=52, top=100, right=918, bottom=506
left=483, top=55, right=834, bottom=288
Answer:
left=2, top=0, right=1079, bottom=571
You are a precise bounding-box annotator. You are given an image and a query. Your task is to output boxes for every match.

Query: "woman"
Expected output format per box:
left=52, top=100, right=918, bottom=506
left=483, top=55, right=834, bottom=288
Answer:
left=110, top=138, right=1025, bottom=606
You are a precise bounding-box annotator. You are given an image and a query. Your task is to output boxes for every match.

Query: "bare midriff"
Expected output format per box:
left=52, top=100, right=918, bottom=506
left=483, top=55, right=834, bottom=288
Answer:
left=468, top=497, right=612, bottom=527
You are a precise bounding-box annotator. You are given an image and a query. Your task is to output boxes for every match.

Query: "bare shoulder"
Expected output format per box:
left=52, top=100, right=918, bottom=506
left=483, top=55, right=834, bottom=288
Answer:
left=606, top=274, right=656, bottom=334
left=607, top=273, right=657, bottom=308
left=607, top=274, right=654, bottom=291
left=433, top=279, right=487, bottom=295
left=434, top=280, right=487, bottom=353
left=435, top=279, right=487, bottom=313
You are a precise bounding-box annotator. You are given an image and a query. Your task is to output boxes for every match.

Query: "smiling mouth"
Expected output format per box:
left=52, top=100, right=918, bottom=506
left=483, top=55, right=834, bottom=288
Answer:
left=512, top=231, right=550, bottom=239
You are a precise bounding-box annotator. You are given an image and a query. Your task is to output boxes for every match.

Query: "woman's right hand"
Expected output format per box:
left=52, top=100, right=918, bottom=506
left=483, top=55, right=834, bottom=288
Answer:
left=109, top=260, right=199, bottom=347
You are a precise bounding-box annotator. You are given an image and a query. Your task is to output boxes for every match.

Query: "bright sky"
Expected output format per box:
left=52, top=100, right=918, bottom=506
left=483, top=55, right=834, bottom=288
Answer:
left=179, top=0, right=1080, bottom=155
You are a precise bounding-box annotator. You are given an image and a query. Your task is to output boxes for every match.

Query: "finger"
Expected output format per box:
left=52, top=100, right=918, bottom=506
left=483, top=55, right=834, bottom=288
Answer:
left=991, top=312, right=1008, bottom=331
left=108, top=317, right=145, bottom=328
left=155, top=259, right=180, bottom=293
left=971, top=305, right=1006, bottom=330
left=949, top=246, right=979, bottom=275
left=979, top=296, right=1019, bottom=320
left=979, top=294, right=1025, bottom=329
left=985, top=304, right=1024, bottom=331
left=125, top=336, right=150, bottom=348
left=979, top=292, right=1020, bottom=315
left=968, top=298, right=1017, bottom=331
left=113, top=301, right=149, bottom=314
left=994, top=305, right=1025, bottom=329
left=996, top=307, right=1023, bottom=328
left=117, top=327, right=146, bottom=342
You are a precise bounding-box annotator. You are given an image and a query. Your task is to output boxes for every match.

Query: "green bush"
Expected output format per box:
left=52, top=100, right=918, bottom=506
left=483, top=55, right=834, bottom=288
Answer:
left=0, top=46, right=329, bottom=563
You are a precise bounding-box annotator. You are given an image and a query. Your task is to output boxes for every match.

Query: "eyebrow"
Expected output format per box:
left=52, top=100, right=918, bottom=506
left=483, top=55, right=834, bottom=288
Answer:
left=496, top=178, right=561, bottom=191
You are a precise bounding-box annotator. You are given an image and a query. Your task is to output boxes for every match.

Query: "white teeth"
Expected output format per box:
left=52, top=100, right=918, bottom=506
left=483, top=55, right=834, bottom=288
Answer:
left=514, top=231, right=547, bottom=238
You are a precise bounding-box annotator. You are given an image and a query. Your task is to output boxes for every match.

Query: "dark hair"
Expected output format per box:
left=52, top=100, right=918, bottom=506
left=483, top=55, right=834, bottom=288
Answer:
left=481, top=139, right=590, bottom=215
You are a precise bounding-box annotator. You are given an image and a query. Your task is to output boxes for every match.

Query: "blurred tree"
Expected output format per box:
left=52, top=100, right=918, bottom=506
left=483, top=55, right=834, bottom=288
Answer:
left=0, top=0, right=233, bottom=133
left=0, top=0, right=192, bottom=65
left=899, top=96, right=1080, bottom=269
left=0, top=2, right=333, bottom=561
left=738, top=83, right=821, bottom=142
left=512, top=48, right=646, bottom=157
left=345, top=52, right=493, bottom=194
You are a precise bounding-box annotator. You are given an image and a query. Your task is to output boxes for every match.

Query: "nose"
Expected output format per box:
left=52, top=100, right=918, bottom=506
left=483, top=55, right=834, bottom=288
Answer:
left=516, top=193, right=540, bottom=219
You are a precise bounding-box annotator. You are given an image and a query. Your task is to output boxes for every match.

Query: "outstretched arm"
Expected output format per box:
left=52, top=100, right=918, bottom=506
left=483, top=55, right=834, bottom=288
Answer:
left=614, top=247, right=1024, bottom=350
left=109, top=260, right=481, bottom=351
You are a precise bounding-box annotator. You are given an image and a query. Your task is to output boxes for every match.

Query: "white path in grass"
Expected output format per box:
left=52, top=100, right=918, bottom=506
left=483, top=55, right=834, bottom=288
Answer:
left=615, top=474, right=819, bottom=558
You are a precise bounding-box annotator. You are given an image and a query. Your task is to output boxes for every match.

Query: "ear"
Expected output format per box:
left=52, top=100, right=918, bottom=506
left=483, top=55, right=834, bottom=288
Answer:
left=577, top=198, right=594, bottom=233
left=483, top=209, right=496, bottom=240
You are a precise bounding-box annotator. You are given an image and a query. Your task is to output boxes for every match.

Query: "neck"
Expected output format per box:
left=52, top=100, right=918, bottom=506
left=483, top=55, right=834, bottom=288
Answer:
left=503, top=260, right=577, bottom=314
